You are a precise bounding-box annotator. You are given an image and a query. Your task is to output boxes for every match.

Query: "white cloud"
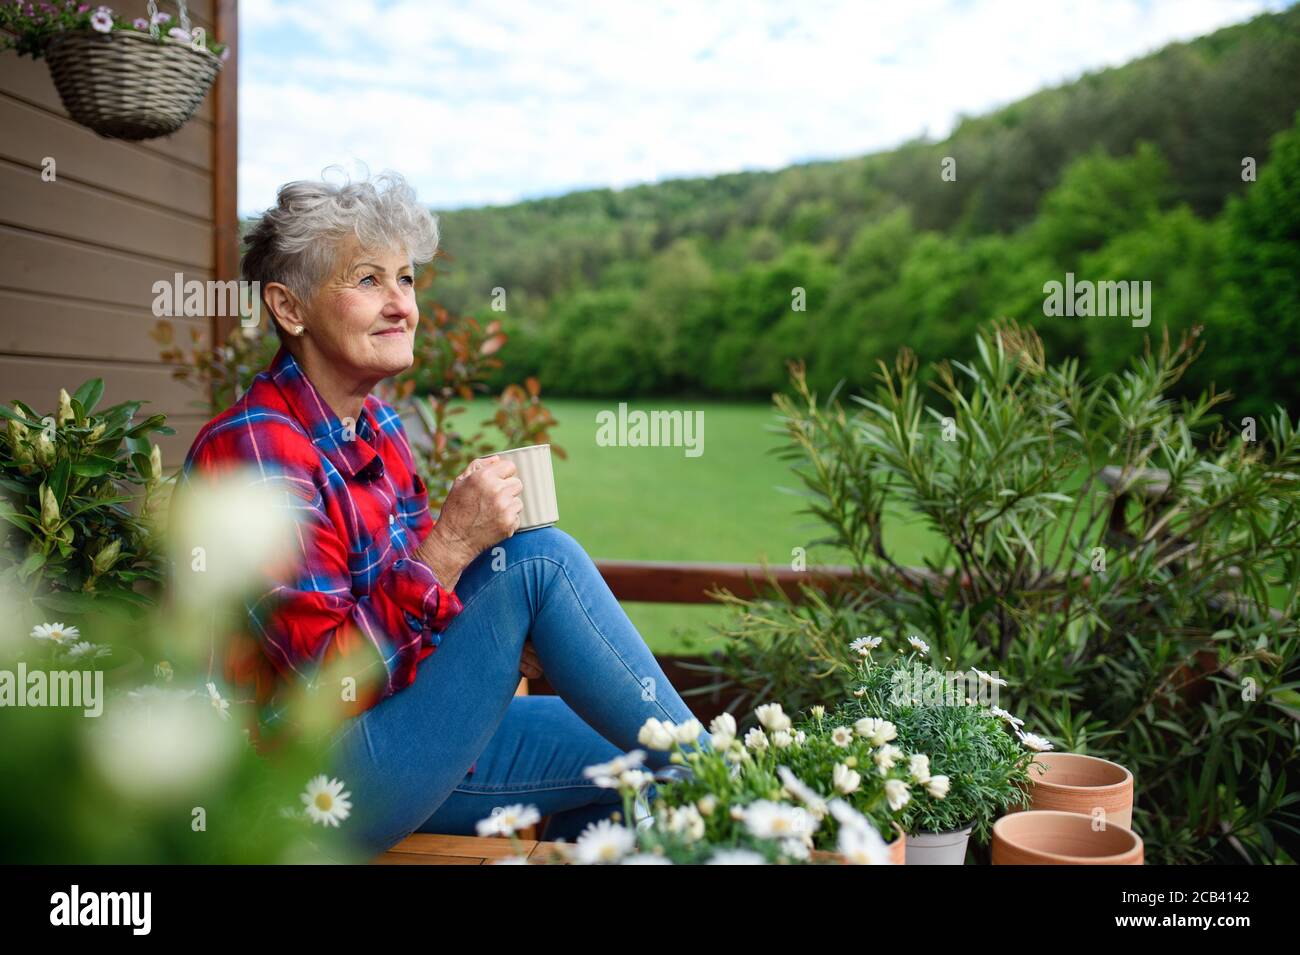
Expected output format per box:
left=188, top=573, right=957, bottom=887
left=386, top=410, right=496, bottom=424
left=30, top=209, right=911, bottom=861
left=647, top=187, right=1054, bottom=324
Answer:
left=237, top=0, right=1283, bottom=213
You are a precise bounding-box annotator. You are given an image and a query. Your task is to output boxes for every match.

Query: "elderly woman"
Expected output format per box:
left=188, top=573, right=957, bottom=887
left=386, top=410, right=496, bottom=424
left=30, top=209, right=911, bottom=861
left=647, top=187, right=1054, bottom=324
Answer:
left=181, top=171, right=707, bottom=854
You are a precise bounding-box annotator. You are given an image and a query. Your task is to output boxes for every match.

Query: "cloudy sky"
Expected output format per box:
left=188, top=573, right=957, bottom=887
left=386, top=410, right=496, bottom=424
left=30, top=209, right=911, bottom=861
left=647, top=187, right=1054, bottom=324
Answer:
left=238, top=0, right=1286, bottom=215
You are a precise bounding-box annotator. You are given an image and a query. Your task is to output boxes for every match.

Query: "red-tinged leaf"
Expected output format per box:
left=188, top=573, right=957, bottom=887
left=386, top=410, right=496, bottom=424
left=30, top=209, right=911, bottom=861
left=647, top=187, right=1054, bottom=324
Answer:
left=480, top=334, right=507, bottom=357
left=526, top=376, right=541, bottom=397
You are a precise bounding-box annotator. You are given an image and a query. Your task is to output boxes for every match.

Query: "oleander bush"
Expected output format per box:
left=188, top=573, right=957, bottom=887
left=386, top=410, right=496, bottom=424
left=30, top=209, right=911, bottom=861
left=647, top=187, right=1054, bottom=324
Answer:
left=709, top=322, right=1300, bottom=863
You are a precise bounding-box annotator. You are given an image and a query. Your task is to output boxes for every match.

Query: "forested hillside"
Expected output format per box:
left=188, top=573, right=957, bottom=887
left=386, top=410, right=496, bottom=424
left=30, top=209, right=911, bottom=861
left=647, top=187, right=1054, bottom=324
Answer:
left=430, top=6, right=1300, bottom=413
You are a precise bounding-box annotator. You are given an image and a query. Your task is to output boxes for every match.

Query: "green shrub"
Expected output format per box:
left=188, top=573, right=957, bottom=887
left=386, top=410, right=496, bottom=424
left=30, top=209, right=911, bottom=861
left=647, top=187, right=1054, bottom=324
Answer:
left=710, top=322, right=1300, bottom=863
left=0, top=380, right=172, bottom=619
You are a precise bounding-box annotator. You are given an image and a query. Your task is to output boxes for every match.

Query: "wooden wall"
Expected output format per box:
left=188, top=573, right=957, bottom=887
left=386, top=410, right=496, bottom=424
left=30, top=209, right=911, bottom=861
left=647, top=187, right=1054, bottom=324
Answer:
left=0, top=0, right=238, bottom=465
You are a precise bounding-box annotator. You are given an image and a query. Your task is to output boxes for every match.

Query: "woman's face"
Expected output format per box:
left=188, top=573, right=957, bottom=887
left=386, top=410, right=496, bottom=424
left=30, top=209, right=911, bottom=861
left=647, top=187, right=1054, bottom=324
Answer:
left=305, top=238, right=419, bottom=383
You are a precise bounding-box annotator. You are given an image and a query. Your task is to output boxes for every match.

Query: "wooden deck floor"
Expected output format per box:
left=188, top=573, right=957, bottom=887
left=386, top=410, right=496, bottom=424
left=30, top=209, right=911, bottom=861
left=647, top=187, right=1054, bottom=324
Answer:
left=374, top=833, right=569, bottom=865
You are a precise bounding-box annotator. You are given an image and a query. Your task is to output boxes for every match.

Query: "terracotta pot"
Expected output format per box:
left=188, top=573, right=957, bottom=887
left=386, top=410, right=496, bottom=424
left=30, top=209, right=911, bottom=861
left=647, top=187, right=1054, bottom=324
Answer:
left=905, top=823, right=973, bottom=865
left=812, top=823, right=906, bottom=865
left=1026, top=752, right=1134, bottom=830
left=992, top=810, right=1143, bottom=865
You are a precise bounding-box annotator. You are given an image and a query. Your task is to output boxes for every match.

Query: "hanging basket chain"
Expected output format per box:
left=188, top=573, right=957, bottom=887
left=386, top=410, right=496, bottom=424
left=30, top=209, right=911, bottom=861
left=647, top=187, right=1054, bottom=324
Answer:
left=147, top=0, right=194, bottom=41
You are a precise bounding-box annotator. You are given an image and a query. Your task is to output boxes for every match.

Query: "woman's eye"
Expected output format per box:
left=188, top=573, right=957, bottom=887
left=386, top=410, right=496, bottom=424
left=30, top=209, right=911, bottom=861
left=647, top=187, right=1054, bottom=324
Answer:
left=359, top=275, right=377, bottom=287
left=399, top=275, right=414, bottom=286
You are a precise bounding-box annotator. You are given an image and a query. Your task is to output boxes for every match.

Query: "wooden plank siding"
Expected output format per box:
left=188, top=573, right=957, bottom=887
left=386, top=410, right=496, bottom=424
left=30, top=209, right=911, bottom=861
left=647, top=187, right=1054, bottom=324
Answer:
left=0, top=1, right=238, bottom=467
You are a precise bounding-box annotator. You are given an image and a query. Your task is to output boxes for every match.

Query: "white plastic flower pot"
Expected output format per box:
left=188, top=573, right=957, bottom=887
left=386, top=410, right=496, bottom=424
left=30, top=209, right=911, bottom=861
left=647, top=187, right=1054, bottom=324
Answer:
left=904, top=824, right=974, bottom=865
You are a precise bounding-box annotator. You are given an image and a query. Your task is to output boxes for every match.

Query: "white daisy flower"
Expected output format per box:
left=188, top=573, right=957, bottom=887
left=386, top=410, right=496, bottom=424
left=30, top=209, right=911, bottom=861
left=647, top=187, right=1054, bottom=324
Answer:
left=573, top=819, right=636, bottom=864
left=621, top=853, right=673, bottom=864
left=837, top=818, right=893, bottom=865
left=740, top=800, right=812, bottom=840
left=477, top=803, right=542, bottom=837
left=874, top=743, right=903, bottom=772
left=777, top=766, right=828, bottom=817
left=849, top=635, right=882, bottom=657
left=809, top=705, right=825, bottom=720
left=709, top=712, right=737, bottom=737
left=696, top=795, right=718, bottom=816
left=582, top=750, right=646, bottom=787
left=884, top=778, right=911, bottom=811
left=205, top=682, right=231, bottom=721
left=831, top=726, right=854, bottom=748
left=301, top=775, right=352, bottom=827
left=637, top=717, right=676, bottom=751
left=673, top=719, right=702, bottom=745
left=908, top=753, right=932, bottom=784
left=990, top=706, right=1025, bottom=727
left=907, top=635, right=930, bottom=654
left=833, top=763, right=861, bottom=794
left=30, top=622, right=80, bottom=645
left=926, top=775, right=951, bottom=799
left=664, top=805, right=705, bottom=841
left=706, top=848, right=767, bottom=865
left=972, top=666, right=1008, bottom=687
left=754, top=702, right=792, bottom=732
left=771, top=729, right=793, bottom=749
left=1018, top=731, right=1054, bottom=752
left=711, top=732, right=735, bottom=751
left=854, top=717, right=897, bottom=746
left=743, top=726, right=769, bottom=751
left=63, top=641, right=111, bottom=661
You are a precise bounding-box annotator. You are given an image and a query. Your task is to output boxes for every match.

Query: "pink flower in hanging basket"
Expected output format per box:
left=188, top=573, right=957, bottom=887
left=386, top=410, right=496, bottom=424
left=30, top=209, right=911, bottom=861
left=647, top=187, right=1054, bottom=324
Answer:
left=168, top=26, right=191, bottom=41
left=89, top=5, right=112, bottom=32
left=150, top=9, right=169, bottom=24
left=131, top=16, right=146, bottom=30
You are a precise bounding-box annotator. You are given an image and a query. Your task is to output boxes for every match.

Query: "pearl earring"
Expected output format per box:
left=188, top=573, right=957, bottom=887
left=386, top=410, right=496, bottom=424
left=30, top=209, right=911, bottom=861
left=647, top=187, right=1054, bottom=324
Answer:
left=293, top=324, right=305, bottom=336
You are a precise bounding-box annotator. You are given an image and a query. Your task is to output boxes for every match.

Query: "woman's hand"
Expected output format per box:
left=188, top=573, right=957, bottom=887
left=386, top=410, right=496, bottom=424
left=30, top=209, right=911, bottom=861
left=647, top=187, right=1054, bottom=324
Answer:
left=519, top=640, right=543, bottom=680
left=418, top=455, right=523, bottom=590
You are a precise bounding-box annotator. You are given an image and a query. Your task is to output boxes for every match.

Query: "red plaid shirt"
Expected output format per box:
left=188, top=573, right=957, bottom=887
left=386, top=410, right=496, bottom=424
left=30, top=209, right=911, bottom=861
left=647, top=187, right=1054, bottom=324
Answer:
left=180, top=345, right=464, bottom=750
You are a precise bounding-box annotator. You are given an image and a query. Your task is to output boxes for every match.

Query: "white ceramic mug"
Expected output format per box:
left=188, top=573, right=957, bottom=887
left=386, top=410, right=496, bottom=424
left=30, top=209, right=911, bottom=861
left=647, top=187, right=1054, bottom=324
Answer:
left=491, top=444, right=559, bottom=532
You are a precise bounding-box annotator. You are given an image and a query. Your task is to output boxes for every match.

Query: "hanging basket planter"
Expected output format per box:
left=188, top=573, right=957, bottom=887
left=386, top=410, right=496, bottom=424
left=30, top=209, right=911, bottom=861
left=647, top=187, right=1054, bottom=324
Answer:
left=0, top=1, right=227, bottom=142
left=44, top=26, right=221, bottom=141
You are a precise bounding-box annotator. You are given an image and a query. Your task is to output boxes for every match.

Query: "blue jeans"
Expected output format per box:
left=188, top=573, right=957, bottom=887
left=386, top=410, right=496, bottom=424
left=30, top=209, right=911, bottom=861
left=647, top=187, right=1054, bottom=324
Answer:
left=322, top=526, right=708, bottom=854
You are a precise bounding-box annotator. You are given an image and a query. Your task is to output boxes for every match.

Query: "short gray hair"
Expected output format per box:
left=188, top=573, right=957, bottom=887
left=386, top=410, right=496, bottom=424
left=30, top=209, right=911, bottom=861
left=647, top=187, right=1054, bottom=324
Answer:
left=241, top=168, right=439, bottom=316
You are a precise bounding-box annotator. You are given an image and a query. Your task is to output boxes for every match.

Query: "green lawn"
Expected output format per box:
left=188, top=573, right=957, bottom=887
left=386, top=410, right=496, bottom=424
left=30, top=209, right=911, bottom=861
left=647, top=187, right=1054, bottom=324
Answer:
left=468, top=398, right=944, bottom=654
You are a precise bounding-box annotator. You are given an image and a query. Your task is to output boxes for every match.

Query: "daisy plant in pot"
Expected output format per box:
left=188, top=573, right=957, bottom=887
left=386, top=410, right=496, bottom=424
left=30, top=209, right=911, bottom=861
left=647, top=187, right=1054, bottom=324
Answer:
left=471, top=710, right=907, bottom=865
left=636, top=703, right=938, bottom=864
left=832, top=634, right=1043, bottom=864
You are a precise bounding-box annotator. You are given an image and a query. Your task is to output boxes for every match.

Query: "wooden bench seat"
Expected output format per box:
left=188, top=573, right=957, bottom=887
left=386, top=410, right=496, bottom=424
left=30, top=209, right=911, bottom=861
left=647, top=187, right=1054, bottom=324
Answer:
left=376, top=833, right=568, bottom=865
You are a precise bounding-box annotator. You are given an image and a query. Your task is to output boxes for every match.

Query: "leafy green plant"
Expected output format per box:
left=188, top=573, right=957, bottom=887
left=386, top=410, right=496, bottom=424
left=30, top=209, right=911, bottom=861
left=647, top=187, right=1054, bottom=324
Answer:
left=649, top=701, right=950, bottom=860
left=831, top=640, right=1035, bottom=841
left=709, top=322, right=1300, bottom=863
left=0, top=380, right=172, bottom=619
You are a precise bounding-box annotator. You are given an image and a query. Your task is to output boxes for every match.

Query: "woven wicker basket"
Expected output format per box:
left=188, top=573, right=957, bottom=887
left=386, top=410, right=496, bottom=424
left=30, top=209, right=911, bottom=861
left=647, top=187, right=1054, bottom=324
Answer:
left=44, top=28, right=221, bottom=141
